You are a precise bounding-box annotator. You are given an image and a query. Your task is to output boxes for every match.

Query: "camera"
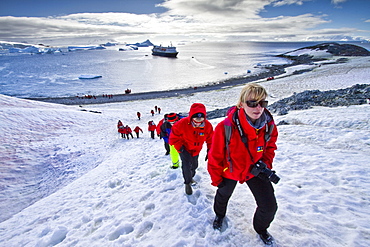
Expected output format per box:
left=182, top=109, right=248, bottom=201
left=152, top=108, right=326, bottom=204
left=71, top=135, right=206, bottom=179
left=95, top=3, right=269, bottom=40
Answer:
left=250, top=160, right=280, bottom=184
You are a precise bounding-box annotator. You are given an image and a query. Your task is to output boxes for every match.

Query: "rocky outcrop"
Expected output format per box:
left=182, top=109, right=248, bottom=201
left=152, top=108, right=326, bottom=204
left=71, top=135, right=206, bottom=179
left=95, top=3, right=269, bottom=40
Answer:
left=277, top=42, right=370, bottom=65
left=206, top=84, right=370, bottom=120
left=304, top=43, right=370, bottom=56
left=267, top=84, right=370, bottom=116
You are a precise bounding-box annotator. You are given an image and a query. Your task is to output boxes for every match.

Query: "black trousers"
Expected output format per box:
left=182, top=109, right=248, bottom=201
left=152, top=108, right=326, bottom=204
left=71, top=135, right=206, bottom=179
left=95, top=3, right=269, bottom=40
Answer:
left=164, top=141, right=170, bottom=153
left=213, top=177, right=277, bottom=234
left=179, top=150, right=199, bottom=184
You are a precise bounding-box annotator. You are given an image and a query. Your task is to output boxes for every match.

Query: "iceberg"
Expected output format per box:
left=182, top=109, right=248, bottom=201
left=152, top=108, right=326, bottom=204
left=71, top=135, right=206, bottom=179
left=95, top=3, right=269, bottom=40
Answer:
left=68, top=46, right=106, bottom=51
left=128, top=39, right=154, bottom=47
left=101, top=42, right=117, bottom=47
left=78, top=75, right=102, bottom=79
left=118, top=45, right=138, bottom=51
left=0, top=41, right=109, bottom=55
left=9, top=46, right=41, bottom=54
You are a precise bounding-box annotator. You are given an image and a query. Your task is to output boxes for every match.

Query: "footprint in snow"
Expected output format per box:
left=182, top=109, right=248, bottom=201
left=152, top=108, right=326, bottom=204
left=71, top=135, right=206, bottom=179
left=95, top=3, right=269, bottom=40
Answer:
left=108, top=224, right=134, bottom=241
left=166, top=172, right=178, bottom=182
left=107, top=179, right=123, bottom=189
left=38, top=226, right=68, bottom=246
left=143, top=203, right=155, bottom=217
left=139, top=191, right=154, bottom=202
left=136, top=221, right=154, bottom=238
left=187, top=189, right=201, bottom=205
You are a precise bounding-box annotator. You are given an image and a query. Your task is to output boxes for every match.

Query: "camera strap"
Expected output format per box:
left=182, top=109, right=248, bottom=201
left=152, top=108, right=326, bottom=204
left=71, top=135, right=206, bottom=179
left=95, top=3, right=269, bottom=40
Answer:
left=232, top=110, right=256, bottom=164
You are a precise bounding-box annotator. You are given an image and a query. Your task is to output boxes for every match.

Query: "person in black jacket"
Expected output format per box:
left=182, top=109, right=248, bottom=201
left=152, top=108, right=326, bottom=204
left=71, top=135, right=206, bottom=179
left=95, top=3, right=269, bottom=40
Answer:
left=160, top=113, right=181, bottom=168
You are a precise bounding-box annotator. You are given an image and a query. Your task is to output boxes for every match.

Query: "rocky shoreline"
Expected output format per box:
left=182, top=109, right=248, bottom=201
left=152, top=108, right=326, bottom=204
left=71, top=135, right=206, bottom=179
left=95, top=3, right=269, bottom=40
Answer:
left=24, top=58, right=346, bottom=106
left=26, top=65, right=287, bottom=105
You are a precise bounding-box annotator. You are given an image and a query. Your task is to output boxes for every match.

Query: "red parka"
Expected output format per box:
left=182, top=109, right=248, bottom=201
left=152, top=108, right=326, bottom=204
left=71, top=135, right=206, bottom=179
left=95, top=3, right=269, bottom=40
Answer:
left=148, top=121, right=157, bottom=131
left=134, top=126, right=143, bottom=133
left=126, top=126, right=132, bottom=134
left=207, top=107, right=278, bottom=186
left=117, top=121, right=125, bottom=134
left=156, top=119, right=164, bottom=135
left=170, top=103, right=213, bottom=156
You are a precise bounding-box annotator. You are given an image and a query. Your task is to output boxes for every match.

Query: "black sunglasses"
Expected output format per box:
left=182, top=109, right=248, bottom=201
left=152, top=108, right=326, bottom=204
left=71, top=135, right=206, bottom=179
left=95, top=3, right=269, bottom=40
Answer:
left=246, top=100, right=268, bottom=108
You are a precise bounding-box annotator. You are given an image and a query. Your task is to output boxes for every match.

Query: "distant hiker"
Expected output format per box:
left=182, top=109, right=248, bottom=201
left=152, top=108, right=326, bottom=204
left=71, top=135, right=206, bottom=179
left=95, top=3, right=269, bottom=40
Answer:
left=151, top=110, right=155, bottom=116
left=117, top=120, right=125, bottom=138
left=125, top=125, right=134, bottom=139
left=158, top=107, right=161, bottom=114
left=117, top=120, right=123, bottom=129
left=160, top=113, right=181, bottom=168
left=137, top=112, right=141, bottom=120
left=133, top=126, right=143, bottom=138
left=170, top=103, right=213, bottom=195
left=155, top=106, right=158, bottom=112
left=148, top=120, right=157, bottom=139
left=207, top=83, right=279, bottom=245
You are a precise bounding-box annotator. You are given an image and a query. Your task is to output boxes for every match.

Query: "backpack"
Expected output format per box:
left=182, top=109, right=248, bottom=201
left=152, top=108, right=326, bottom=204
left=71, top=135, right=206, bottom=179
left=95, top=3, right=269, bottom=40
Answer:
left=224, top=108, right=274, bottom=172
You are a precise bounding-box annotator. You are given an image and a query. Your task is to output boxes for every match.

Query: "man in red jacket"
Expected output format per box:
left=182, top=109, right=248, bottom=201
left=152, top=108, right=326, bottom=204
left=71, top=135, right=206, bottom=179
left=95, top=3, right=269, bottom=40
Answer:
left=133, top=126, right=143, bottom=138
left=170, top=103, right=213, bottom=195
left=148, top=120, right=157, bottom=139
left=207, top=83, right=278, bottom=245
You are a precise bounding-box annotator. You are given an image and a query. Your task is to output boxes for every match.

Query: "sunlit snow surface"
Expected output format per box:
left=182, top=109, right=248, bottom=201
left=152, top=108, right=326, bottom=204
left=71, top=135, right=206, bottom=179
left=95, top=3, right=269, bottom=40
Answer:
left=0, top=56, right=370, bottom=246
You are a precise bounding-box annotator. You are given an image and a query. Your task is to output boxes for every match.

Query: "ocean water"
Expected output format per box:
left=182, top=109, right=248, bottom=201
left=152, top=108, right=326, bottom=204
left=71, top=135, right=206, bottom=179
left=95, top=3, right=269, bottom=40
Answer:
left=0, top=41, right=369, bottom=98
left=0, top=41, right=304, bottom=98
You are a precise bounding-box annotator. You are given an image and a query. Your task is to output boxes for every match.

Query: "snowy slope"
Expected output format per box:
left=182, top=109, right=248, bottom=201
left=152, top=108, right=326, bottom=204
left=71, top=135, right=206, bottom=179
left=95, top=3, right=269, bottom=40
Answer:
left=0, top=57, right=370, bottom=246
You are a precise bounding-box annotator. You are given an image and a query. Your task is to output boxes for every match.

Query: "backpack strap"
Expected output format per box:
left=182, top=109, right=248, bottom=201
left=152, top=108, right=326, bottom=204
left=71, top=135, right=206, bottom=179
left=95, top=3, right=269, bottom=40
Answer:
left=224, top=117, right=233, bottom=173
left=264, top=122, right=274, bottom=142
left=263, top=109, right=275, bottom=147
left=224, top=108, right=275, bottom=172
left=233, top=110, right=255, bottom=164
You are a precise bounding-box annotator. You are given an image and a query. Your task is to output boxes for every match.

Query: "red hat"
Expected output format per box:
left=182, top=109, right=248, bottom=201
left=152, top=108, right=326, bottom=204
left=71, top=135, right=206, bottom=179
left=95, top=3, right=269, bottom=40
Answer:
left=167, top=113, right=178, bottom=122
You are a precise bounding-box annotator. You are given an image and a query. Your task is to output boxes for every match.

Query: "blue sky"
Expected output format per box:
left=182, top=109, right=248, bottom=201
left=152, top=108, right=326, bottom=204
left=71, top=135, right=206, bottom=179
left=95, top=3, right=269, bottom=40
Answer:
left=0, top=0, right=369, bottom=45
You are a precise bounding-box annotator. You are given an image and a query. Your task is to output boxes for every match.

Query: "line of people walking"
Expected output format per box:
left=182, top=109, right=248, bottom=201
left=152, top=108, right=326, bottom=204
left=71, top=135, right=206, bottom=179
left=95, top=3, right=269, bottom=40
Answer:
left=137, top=105, right=162, bottom=120
left=116, top=83, right=280, bottom=245
left=117, top=120, right=143, bottom=139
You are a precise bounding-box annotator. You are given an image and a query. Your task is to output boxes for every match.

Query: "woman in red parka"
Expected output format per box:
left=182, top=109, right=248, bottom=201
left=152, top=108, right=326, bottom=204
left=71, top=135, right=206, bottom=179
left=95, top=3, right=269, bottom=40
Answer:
left=207, top=83, right=278, bottom=245
left=117, top=120, right=125, bottom=138
left=170, top=103, right=213, bottom=195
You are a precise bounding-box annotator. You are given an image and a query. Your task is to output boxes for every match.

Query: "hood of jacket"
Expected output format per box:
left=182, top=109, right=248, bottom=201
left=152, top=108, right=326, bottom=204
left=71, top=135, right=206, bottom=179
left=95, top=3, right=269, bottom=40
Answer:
left=189, top=103, right=207, bottom=118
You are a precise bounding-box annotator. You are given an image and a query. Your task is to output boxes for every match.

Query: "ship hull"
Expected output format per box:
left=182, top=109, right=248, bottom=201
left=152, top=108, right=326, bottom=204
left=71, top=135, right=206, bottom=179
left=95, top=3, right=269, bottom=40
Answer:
left=151, top=51, right=178, bottom=57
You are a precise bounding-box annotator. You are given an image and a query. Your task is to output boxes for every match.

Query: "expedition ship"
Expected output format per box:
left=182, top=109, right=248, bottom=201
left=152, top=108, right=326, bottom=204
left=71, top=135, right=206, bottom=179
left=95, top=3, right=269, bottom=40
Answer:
left=152, top=44, right=178, bottom=57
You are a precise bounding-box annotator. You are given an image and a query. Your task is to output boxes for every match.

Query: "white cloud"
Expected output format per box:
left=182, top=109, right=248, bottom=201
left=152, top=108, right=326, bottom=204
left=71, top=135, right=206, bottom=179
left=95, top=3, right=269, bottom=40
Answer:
left=331, top=0, right=347, bottom=4
left=158, top=0, right=268, bottom=19
left=0, top=0, right=368, bottom=45
left=272, top=0, right=311, bottom=7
